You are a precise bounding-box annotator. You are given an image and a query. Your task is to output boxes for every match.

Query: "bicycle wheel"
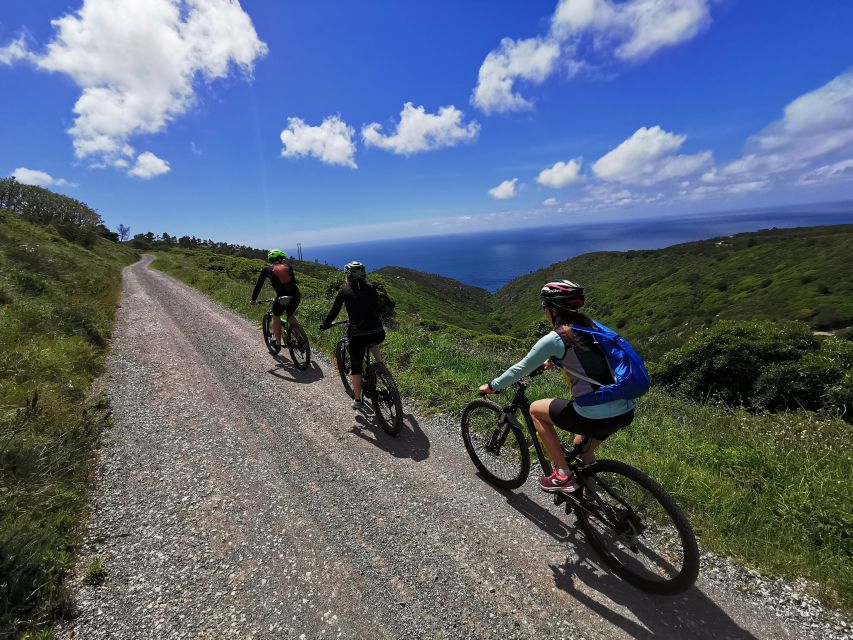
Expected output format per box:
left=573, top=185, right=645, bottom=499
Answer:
left=576, top=459, right=699, bottom=594
left=261, top=313, right=279, bottom=355
left=287, top=323, right=311, bottom=370
left=370, top=362, right=403, bottom=436
left=460, top=400, right=530, bottom=490
left=334, top=340, right=355, bottom=398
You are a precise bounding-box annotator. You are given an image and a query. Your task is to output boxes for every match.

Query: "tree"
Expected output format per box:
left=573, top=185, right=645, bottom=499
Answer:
left=117, top=224, right=130, bottom=241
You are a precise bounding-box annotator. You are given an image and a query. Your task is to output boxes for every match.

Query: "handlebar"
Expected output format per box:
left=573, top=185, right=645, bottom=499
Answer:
left=480, top=364, right=547, bottom=397
left=319, top=320, right=348, bottom=332
left=253, top=296, right=293, bottom=305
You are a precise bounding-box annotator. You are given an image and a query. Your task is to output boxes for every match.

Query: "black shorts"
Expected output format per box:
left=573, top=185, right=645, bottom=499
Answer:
left=548, top=400, right=634, bottom=441
left=349, top=329, right=385, bottom=375
left=272, top=292, right=300, bottom=317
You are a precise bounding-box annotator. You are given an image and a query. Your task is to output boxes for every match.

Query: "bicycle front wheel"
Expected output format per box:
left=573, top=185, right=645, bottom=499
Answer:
left=287, top=323, right=311, bottom=370
left=370, top=362, right=403, bottom=436
left=576, top=459, right=699, bottom=594
left=460, top=400, right=530, bottom=490
left=334, top=340, right=355, bottom=398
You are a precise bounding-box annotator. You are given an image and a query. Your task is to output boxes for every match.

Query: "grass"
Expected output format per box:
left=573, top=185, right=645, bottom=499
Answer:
left=0, top=209, right=137, bottom=637
left=84, top=558, right=106, bottom=587
left=152, top=248, right=853, bottom=613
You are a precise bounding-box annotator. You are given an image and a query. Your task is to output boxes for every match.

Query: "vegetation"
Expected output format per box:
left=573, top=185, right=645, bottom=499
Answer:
left=492, top=224, right=853, bottom=357
left=0, top=208, right=136, bottom=636
left=84, top=558, right=106, bottom=587
left=152, top=243, right=852, bottom=612
left=655, top=320, right=853, bottom=420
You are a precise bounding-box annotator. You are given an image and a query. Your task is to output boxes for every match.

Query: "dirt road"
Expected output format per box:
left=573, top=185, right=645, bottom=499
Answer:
left=62, top=257, right=835, bottom=639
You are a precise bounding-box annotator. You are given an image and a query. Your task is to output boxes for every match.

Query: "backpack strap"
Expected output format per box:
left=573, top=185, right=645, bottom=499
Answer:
left=553, top=326, right=607, bottom=388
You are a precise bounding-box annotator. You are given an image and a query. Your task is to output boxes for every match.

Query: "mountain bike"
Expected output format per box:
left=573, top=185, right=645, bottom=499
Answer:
left=255, top=296, right=310, bottom=370
left=323, top=320, right=403, bottom=436
left=460, top=366, right=699, bottom=594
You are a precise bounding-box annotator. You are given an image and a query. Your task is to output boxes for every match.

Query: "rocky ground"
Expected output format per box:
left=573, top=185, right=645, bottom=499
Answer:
left=59, top=257, right=851, bottom=639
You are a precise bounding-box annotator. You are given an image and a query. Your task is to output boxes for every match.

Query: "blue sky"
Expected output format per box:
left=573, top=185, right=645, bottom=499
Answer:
left=2, top=0, right=853, bottom=249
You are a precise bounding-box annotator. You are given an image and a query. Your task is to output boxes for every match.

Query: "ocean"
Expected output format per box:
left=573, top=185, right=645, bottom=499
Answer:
left=301, top=204, right=853, bottom=291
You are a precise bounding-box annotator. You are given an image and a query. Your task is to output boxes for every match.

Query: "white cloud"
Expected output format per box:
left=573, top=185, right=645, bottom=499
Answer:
left=0, top=35, right=33, bottom=64
left=362, top=103, right=479, bottom=155
left=592, top=125, right=711, bottom=185
left=488, top=178, right=518, bottom=199
left=280, top=115, right=357, bottom=168
left=473, top=0, right=711, bottom=113
left=798, top=158, right=853, bottom=186
left=536, top=158, right=583, bottom=188
left=128, top=151, right=171, bottom=178
left=543, top=197, right=559, bottom=206
left=472, top=37, right=560, bottom=114
left=1, top=0, right=267, bottom=170
left=11, top=167, right=75, bottom=187
left=191, top=141, right=203, bottom=157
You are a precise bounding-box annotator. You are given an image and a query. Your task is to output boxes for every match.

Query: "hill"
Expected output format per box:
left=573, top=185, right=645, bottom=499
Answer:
left=0, top=207, right=137, bottom=635
left=492, top=224, right=853, bottom=358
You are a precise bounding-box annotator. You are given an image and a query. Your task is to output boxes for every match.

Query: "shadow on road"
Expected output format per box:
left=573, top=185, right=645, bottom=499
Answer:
left=350, top=408, right=431, bottom=462
left=266, top=356, right=325, bottom=384
left=496, top=487, right=756, bottom=640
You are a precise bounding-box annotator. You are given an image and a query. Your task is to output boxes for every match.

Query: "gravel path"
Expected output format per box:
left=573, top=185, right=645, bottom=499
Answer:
left=61, top=257, right=851, bottom=639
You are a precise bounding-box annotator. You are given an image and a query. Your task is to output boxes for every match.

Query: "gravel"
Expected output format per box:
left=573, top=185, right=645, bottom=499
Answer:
left=59, top=257, right=851, bottom=640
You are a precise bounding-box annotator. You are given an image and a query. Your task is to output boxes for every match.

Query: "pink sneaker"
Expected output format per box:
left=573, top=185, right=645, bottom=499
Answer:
left=538, top=470, right=578, bottom=494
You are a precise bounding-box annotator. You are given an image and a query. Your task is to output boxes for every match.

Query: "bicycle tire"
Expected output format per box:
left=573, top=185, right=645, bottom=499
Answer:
left=334, top=339, right=355, bottom=398
left=575, top=459, right=699, bottom=594
left=287, top=323, right=311, bottom=370
left=460, top=399, right=530, bottom=490
left=261, top=312, right=279, bottom=355
left=370, top=362, right=403, bottom=436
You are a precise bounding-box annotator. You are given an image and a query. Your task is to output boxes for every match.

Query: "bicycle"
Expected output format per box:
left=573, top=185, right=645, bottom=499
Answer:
left=323, top=320, right=403, bottom=436
left=254, top=296, right=311, bottom=370
left=460, top=366, right=699, bottom=594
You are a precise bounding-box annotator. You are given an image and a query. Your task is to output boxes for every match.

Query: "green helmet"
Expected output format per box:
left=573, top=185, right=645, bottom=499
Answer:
left=344, top=260, right=367, bottom=281
left=267, top=249, right=288, bottom=262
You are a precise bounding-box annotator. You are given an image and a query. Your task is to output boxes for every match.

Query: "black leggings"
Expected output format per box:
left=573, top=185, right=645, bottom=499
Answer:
left=349, top=329, right=385, bottom=375
left=548, top=400, right=634, bottom=441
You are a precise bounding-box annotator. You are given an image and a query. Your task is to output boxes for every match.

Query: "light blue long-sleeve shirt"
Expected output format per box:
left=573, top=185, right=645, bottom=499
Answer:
left=490, top=331, right=634, bottom=419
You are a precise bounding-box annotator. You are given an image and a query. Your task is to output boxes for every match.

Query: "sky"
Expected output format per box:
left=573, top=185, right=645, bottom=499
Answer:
left=2, top=0, right=853, bottom=249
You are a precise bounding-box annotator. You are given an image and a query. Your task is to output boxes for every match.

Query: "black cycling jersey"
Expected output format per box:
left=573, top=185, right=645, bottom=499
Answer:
left=251, top=262, right=299, bottom=301
left=323, top=283, right=383, bottom=336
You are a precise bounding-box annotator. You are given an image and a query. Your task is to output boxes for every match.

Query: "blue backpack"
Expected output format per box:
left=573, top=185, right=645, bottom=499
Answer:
left=564, top=321, right=650, bottom=406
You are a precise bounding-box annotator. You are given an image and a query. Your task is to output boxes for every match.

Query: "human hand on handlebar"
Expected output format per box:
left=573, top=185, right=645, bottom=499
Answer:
left=543, top=359, right=554, bottom=371
left=479, top=383, right=495, bottom=395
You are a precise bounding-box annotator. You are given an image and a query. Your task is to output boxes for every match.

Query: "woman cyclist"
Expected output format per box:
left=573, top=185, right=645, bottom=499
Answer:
left=479, top=280, right=635, bottom=494
left=250, top=250, right=301, bottom=353
left=320, top=261, right=386, bottom=409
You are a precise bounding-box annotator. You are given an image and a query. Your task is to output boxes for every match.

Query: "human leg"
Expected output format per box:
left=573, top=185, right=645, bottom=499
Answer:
left=530, top=399, right=570, bottom=472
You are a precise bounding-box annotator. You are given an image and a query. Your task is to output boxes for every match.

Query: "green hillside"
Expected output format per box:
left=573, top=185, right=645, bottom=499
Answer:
left=0, top=207, right=137, bottom=635
left=492, top=224, right=853, bottom=358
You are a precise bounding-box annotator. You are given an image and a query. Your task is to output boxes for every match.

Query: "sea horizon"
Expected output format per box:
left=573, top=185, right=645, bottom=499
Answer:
left=299, top=202, right=853, bottom=291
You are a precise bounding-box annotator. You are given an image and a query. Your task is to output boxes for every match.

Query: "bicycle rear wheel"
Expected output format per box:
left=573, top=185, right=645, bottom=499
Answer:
left=370, top=362, right=403, bottom=436
left=287, top=323, right=311, bottom=370
left=576, top=459, right=699, bottom=594
left=460, top=400, right=530, bottom=490
left=261, top=313, right=280, bottom=355
left=334, top=339, right=355, bottom=398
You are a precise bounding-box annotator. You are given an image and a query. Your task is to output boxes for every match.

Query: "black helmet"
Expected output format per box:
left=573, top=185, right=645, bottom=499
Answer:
left=344, top=260, right=367, bottom=281
left=541, top=279, right=585, bottom=310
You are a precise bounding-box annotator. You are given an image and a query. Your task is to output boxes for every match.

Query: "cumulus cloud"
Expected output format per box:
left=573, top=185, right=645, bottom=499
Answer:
left=0, top=35, right=33, bottom=64
left=1, top=0, right=267, bottom=172
left=473, top=0, right=711, bottom=113
left=488, top=178, right=518, bottom=199
left=128, top=151, right=171, bottom=179
left=798, top=158, right=853, bottom=186
left=11, top=167, right=75, bottom=187
left=280, top=115, right=357, bottom=168
left=472, top=37, right=560, bottom=114
left=543, top=197, right=559, bottom=206
left=592, top=125, right=711, bottom=185
left=536, top=158, right=583, bottom=188
left=362, top=103, right=480, bottom=155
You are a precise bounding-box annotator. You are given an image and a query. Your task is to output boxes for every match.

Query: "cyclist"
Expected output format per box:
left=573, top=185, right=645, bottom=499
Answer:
left=479, top=280, right=635, bottom=494
left=320, top=261, right=385, bottom=409
left=250, top=250, right=301, bottom=354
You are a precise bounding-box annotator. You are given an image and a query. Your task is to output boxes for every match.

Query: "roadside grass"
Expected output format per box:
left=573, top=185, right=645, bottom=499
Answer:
left=152, top=249, right=853, bottom=612
left=84, top=558, right=106, bottom=587
left=0, top=210, right=137, bottom=636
